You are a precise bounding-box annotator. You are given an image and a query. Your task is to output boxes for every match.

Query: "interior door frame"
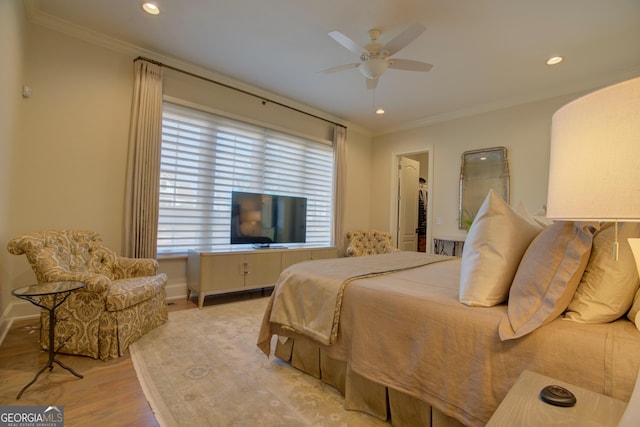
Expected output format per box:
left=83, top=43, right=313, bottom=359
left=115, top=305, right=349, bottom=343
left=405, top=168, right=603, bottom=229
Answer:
left=390, top=145, right=434, bottom=253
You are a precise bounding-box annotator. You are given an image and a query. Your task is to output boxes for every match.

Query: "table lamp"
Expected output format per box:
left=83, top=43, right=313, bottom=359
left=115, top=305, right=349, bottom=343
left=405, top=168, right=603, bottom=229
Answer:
left=546, top=76, right=640, bottom=264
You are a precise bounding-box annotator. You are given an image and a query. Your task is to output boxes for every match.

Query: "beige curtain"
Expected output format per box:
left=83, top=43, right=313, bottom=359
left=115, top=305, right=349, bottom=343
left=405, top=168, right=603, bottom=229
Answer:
left=333, top=125, right=347, bottom=256
left=124, top=59, right=163, bottom=258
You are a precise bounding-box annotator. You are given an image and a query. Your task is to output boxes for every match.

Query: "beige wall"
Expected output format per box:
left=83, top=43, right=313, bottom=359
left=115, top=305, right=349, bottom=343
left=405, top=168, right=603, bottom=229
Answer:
left=163, top=69, right=336, bottom=142
left=0, top=10, right=373, bottom=319
left=371, top=93, right=583, bottom=243
left=3, top=22, right=135, bottom=319
left=0, top=0, right=28, bottom=318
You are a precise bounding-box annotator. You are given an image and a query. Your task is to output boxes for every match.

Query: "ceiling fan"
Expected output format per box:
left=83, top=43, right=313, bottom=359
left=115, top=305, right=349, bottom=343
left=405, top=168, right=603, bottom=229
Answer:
left=322, top=23, right=433, bottom=90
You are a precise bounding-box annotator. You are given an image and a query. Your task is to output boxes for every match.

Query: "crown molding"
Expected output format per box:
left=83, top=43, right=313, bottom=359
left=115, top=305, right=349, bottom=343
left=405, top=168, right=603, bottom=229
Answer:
left=21, top=1, right=640, bottom=140
left=25, top=0, right=142, bottom=57
left=22, top=0, right=372, bottom=137
left=375, top=68, right=640, bottom=137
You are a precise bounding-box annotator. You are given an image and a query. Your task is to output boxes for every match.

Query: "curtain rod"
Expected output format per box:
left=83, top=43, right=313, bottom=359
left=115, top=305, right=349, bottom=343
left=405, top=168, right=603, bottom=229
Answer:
left=135, top=56, right=346, bottom=129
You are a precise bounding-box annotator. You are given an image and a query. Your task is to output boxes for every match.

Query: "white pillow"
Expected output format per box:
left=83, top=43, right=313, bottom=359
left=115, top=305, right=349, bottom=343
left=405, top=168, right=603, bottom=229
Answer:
left=565, top=223, right=640, bottom=323
left=459, top=189, right=543, bottom=307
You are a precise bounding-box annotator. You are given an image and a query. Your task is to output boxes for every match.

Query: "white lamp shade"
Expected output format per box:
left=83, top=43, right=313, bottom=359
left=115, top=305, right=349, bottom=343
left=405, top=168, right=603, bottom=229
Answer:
left=546, top=76, right=640, bottom=221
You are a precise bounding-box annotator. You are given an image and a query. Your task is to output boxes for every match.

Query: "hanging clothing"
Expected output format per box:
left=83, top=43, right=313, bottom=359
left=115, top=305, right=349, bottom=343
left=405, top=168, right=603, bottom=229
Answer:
left=418, top=184, right=428, bottom=236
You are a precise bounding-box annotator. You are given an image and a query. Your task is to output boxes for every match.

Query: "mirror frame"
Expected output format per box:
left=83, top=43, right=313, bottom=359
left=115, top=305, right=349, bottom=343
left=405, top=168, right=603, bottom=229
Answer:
left=458, top=146, right=510, bottom=229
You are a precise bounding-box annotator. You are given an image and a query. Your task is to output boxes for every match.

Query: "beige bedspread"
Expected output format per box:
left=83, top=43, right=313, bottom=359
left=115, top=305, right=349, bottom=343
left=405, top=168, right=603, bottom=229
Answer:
left=264, top=252, right=450, bottom=348
left=258, top=256, right=640, bottom=426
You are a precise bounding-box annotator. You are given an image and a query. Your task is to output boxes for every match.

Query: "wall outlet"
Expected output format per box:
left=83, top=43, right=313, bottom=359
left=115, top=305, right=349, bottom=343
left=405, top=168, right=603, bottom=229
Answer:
left=435, top=216, right=441, bottom=225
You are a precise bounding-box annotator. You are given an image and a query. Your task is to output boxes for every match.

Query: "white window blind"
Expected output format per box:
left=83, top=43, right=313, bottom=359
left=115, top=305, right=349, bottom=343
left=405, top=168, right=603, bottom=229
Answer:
left=158, top=102, right=335, bottom=255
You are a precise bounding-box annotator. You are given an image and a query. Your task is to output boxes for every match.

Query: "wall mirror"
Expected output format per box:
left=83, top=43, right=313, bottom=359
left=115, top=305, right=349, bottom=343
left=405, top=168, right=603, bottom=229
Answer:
left=459, top=147, right=509, bottom=229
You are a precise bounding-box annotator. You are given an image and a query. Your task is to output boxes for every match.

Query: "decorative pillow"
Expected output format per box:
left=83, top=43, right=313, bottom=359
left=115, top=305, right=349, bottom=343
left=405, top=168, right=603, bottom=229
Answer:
left=564, top=223, right=640, bottom=323
left=459, top=189, right=543, bottom=307
left=628, top=288, right=640, bottom=331
left=628, top=238, right=640, bottom=331
left=498, top=221, right=597, bottom=340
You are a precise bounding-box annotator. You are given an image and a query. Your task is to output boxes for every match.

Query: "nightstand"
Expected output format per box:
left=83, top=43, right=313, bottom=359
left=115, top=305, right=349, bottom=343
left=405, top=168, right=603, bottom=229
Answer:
left=487, top=370, right=627, bottom=427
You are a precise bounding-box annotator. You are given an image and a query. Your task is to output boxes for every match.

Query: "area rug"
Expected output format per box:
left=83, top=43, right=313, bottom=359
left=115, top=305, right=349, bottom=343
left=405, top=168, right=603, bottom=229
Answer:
left=130, top=297, right=386, bottom=427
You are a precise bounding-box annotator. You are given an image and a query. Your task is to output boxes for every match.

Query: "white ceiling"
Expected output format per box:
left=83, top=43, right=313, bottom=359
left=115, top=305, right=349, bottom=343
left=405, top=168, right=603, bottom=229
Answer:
left=27, top=0, right=640, bottom=134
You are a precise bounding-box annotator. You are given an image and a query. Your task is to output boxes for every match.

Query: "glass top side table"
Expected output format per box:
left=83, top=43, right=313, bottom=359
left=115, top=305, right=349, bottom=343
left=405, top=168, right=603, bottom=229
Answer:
left=11, top=280, right=87, bottom=399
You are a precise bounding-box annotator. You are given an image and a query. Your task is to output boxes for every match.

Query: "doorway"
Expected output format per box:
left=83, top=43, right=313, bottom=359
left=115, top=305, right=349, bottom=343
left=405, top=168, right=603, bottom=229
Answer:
left=392, top=148, right=433, bottom=253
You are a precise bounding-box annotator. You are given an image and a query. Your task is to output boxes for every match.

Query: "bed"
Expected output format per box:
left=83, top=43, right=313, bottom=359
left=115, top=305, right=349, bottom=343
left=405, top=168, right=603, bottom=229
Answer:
left=257, top=204, right=640, bottom=426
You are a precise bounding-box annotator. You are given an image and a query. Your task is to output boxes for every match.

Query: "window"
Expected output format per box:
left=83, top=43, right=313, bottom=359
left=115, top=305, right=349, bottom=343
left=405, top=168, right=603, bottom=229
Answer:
left=158, top=102, right=335, bottom=255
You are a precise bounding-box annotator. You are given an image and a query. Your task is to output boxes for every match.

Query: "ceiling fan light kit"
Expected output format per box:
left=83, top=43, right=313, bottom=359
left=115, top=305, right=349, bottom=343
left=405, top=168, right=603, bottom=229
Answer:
left=359, top=59, right=390, bottom=79
left=323, top=23, right=433, bottom=90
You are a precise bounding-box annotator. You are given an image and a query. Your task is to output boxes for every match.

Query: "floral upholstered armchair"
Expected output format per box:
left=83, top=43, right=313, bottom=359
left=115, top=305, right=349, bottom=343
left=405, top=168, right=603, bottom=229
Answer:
left=344, top=230, right=399, bottom=257
left=7, top=230, right=168, bottom=360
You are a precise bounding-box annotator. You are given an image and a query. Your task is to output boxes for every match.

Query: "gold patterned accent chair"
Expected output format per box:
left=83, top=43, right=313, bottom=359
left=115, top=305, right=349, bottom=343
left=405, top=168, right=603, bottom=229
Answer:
left=344, top=230, right=399, bottom=257
left=7, top=230, right=168, bottom=360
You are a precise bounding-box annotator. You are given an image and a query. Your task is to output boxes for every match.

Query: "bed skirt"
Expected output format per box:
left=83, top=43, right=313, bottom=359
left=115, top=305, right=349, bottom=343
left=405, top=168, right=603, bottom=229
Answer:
left=274, top=336, right=466, bottom=427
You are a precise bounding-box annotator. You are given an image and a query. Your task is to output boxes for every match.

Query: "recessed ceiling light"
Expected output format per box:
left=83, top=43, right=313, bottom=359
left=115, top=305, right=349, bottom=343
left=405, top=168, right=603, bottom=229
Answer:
left=141, top=2, right=160, bottom=15
left=376, top=108, right=385, bottom=115
left=546, top=56, right=563, bottom=65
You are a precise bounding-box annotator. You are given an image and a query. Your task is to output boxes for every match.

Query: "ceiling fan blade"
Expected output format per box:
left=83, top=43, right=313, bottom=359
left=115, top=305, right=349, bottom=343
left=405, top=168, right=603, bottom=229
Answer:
left=320, top=63, right=360, bottom=74
left=366, top=77, right=378, bottom=90
left=329, top=31, right=367, bottom=57
left=383, top=23, right=426, bottom=56
left=388, top=59, right=433, bottom=72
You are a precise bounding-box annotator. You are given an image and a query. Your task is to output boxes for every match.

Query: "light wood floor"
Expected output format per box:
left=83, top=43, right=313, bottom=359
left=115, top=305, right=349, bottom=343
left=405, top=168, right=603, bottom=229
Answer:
left=0, top=289, right=271, bottom=427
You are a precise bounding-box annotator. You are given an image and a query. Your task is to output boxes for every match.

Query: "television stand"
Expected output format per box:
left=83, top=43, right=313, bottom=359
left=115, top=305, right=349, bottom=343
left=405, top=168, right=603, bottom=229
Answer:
left=187, top=246, right=337, bottom=308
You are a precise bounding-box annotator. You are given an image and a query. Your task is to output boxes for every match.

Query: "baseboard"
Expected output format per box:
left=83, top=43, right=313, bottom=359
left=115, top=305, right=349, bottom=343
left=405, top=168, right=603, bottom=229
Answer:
left=0, top=281, right=188, bottom=348
left=165, top=280, right=187, bottom=301
left=0, top=299, right=39, bottom=348
left=0, top=317, right=10, bottom=350
left=3, top=299, right=40, bottom=320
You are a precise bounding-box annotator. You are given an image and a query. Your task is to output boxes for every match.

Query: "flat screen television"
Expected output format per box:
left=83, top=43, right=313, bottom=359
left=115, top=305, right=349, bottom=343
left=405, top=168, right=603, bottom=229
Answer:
left=230, top=191, right=307, bottom=247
